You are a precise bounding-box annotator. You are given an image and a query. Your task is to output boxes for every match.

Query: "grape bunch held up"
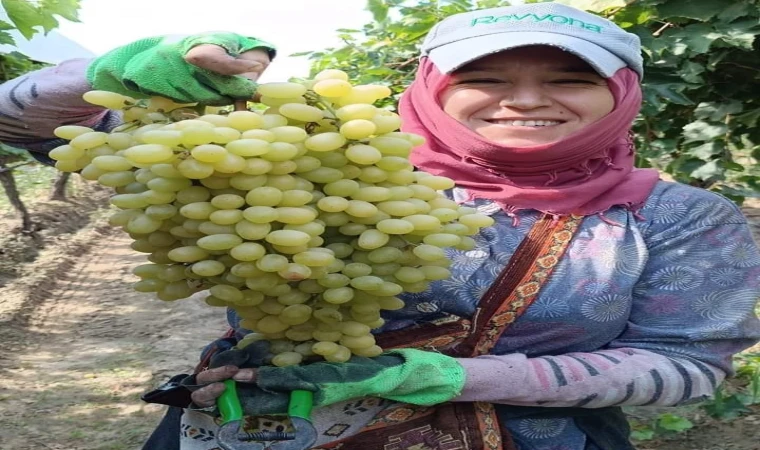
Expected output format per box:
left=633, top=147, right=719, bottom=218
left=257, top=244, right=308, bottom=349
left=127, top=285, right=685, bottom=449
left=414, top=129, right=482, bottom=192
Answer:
left=48, top=69, right=494, bottom=366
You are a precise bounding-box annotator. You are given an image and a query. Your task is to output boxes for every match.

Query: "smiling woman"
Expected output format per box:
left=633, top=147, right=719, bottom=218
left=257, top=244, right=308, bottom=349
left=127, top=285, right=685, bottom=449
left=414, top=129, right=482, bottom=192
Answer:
left=439, top=46, right=615, bottom=146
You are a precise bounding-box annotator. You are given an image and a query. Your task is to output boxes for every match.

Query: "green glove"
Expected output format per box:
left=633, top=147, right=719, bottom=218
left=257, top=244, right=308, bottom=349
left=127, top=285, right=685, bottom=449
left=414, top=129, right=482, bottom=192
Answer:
left=228, top=349, right=466, bottom=416
left=86, top=32, right=276, bottom=105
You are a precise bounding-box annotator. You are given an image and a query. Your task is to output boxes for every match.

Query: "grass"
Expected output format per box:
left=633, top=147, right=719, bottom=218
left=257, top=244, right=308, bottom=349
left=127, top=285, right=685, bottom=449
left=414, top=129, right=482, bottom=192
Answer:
left=0, top=163, right=59, bottom=212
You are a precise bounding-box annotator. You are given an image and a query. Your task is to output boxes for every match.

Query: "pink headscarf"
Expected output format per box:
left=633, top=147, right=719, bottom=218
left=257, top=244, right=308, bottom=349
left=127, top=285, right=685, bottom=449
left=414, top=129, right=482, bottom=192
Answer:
left=398, top=58, right=660, bottom=218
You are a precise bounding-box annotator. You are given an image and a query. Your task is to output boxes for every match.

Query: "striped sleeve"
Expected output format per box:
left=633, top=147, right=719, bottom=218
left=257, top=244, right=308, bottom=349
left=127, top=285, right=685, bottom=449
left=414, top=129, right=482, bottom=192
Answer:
left=453, top=348, right=724, bottom=408
left=0, top=58, right=121, bottom=163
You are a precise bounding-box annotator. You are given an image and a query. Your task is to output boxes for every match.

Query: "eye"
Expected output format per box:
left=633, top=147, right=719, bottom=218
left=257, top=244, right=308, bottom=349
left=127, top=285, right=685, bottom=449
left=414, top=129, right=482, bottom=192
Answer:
left=551, top=78, right=600, bottom=85
left=452, top=77, right=505, bottom=85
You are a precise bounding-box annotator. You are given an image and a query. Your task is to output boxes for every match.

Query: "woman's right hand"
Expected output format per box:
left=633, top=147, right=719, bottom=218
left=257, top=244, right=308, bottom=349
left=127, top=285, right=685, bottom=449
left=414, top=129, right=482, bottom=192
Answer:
left=190, top=364, right=257, bottom=408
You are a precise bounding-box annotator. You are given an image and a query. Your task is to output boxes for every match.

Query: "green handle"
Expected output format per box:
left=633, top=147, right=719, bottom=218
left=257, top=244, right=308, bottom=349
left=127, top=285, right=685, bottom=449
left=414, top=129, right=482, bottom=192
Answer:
left=217, top=379, right=243, bottom=425
left=288, top=389, right=313, bottom=420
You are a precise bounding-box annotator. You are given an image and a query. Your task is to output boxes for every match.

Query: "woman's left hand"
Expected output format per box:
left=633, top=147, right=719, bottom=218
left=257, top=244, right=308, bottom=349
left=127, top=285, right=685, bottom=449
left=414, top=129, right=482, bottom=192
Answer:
left=191, top=348, right=467, bottom=416
left=86, top=32, right=275, bottom=105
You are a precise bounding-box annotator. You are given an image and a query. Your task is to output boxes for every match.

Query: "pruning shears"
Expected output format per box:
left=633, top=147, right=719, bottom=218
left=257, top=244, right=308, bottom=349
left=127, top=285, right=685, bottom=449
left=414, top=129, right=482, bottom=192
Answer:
left=216, top=380, right=317, bottom=450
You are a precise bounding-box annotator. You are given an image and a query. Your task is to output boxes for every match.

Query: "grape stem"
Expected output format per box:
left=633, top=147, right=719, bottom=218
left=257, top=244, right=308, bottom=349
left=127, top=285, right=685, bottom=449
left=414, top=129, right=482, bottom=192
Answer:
left=304, top=91, right=338, bottom=121
left=234, top=100, right=248, bottom=112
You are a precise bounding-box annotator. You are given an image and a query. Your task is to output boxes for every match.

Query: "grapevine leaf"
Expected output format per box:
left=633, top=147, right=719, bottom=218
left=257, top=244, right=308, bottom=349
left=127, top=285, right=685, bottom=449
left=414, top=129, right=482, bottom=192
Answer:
left=736, top=109, right=760, bottom=127
left=657, top=414, right=694, bottom=432
left=686, top=142, right=724, bottom=159
left=630, top=429, right=655, bottom=441
left=668, top=23, right=720, bottom=54
left=703, top=394, right=750, bottom=419
left=713, top=19, right=759, bottom=50
left=690, top=159, right=723, bottom=181
left=717, top=2, right=751, bottom=22
left=682, top=120, right=728, bottom=143
left=656, top=0, right=737, bottom=21
left=40, top=0, right=81, bottom=22
left=0, top=29, right=15, bottom=45
left=0, top=142, right=30, bottom=157
left=724, top=161, right=745, bottom=172
left=366, top=0, right=389, bottom=23
left=0, top=19, right=14, bottom=30
left=1, top=0, right=45, bottom=39
left=694, top=101, right=743, bottom=121
left=39, top=12, right=59, bottom=33
left=679, top=61, right=705, bottom=83
left=645, top=83, right=694, bottom=105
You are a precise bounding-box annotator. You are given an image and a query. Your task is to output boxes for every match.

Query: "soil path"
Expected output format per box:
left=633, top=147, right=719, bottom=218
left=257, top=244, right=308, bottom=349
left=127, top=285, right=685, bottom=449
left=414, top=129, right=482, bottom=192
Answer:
left=0, top=229, right=226, bottom=450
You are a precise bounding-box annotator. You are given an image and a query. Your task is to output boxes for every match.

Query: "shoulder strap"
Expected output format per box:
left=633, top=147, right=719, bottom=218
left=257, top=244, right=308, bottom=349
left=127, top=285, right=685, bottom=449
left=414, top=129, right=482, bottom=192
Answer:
left=454, top=214, right=583, bottom=357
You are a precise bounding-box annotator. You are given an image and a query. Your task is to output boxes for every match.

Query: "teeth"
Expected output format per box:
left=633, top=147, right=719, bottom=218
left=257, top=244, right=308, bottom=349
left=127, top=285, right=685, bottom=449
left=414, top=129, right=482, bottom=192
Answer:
left=492, top=120, right=561, bottom=127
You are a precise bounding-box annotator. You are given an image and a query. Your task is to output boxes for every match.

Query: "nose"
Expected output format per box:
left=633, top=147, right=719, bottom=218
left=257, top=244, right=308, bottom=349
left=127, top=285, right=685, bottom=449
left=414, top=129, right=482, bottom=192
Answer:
left=498, top=84, right=552, bottom=110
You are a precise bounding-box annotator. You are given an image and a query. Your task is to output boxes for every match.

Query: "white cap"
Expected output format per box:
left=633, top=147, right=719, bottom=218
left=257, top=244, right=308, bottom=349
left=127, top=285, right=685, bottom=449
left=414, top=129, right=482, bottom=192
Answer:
left=420, top=2, right=643, bottom=78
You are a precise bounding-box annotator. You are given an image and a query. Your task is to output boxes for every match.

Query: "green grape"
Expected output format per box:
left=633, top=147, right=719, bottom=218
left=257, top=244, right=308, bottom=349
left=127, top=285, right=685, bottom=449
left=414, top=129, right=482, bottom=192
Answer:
left=351, top=186, right=391, bottom=202
left=235, top=221, right=271, bottom=240
left=276, top=207, right=318, bottom=225
left=92, top=155, right=134, bottom=171
left=339, top=334, right=376, bottom=350
left=323, top=179, right=359, bottom=197
left=324, top=345, right=352, bottom=363
left=256, top=315, right=290, bottom=334
left=242, top=129, right=276, bottom=142
left=457, top=213, right=495, bottom=228
left=208, top=209, right=243, bottom=225
left=357, top=229, right=389, bottom=250
left=242, top=206, right=278, bottom=223
left=278, top=263, right=312, bottom=281
left=229, top=242, right=267, bottom=261
left=345, top=144, right=382, bottom=165
left=227, top=111, right=264, bottom=131
left=367, top=247, right=403, bottom=264
left=279, top=304, right=313, bottom=325
left=272, top=352, right=303, bottom=367
left=257, top=82, right=308, bottom=99
left=256, top=254, right=290, bottom=272
left=198, top=221, right=236, bottom=235
left=265, top=229, right=311, bottom=246
left=312, top=341, right=340, bottom=356
left=178, top=202, right=216, bottom=220
left=345, top=200, right=378, bottom=218
left=279, top=103, right=323, bottom=122
left=304, top=132, right=346, bottom=152
left=210, top=285, right=244, bottom=303
left=98, top=171, right=136, bottom=188
left=191, top=260, right=226, bottom=276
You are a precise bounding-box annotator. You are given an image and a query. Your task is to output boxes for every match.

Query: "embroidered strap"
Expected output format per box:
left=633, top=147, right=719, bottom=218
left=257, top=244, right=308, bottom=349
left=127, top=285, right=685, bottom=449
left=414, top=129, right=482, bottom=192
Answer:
left=456, top=214, right=583, bottom=357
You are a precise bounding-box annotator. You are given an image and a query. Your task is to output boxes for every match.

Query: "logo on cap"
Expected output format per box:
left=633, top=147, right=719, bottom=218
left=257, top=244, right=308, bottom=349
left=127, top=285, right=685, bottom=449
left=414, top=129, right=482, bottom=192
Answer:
left=470, top=13, right=604, bottom=33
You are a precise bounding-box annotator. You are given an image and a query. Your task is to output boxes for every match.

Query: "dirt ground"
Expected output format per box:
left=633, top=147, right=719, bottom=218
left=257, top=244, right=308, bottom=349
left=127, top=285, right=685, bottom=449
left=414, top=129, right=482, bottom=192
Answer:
left=0, top=187, right=759, bottom=450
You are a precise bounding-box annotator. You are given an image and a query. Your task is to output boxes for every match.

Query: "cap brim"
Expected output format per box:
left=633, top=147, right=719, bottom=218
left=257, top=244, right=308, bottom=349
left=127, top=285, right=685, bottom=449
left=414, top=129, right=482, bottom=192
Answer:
left=427, top=31, right=626, bottom=78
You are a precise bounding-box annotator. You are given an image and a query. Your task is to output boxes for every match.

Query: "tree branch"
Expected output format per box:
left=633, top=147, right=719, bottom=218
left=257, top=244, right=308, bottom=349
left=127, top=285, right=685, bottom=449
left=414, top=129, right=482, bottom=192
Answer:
left=0, top=161, right=34, bottom=174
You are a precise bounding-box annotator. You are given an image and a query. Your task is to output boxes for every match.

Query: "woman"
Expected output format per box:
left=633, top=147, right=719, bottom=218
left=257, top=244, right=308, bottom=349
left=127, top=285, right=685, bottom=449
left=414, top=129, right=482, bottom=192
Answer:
left=2, top=4, right=758, bottom=450
left=188, top=3, right=760, bottom=450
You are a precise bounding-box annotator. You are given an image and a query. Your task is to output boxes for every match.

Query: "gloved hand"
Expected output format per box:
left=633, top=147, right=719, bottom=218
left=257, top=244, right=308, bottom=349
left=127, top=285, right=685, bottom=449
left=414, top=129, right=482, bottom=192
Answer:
left=192, top=348, right=466, bottom=416
left=86, top=32, right=276, bottom=105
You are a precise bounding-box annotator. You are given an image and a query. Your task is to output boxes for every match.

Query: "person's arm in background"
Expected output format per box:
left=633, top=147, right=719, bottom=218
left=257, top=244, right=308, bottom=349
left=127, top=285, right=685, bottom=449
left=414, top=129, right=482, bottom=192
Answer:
left=0, top=32, right=275, bottom=164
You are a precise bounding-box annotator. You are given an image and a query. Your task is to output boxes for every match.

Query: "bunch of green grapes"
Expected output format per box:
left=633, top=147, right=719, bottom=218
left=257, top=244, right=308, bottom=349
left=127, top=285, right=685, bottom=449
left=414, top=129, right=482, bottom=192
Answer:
left=49, top=69, right=494, bottom=366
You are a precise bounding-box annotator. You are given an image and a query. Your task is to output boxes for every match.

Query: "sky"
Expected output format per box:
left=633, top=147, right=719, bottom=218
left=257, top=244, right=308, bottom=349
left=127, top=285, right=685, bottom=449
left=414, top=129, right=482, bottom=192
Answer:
left=53, top=0, right=374, bottom=82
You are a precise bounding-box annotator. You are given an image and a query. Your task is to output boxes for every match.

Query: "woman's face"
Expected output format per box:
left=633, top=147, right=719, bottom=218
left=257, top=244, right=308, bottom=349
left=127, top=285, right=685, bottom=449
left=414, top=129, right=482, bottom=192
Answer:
left=439, top=46, right=615, bottom=147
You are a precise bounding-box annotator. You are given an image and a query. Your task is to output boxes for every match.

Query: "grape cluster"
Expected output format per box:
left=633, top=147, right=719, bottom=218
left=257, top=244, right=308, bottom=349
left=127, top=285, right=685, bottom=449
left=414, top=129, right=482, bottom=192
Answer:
left=49, top=70, right=494, bottom=365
